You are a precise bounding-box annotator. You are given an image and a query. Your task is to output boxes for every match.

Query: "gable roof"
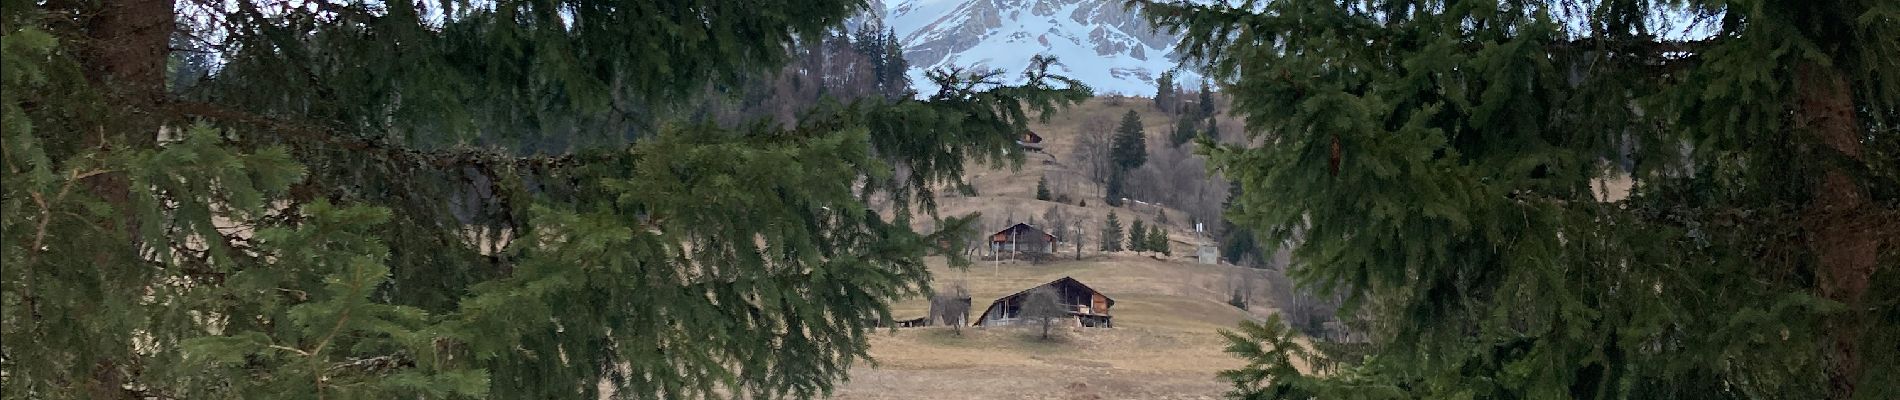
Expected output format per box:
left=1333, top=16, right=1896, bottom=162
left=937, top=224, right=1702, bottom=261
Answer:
left=991, top=223, right=1057, bottom=241
left=1008, top=276, right=1110, bottom=304
left=973, top=276, right=1115, bottom=323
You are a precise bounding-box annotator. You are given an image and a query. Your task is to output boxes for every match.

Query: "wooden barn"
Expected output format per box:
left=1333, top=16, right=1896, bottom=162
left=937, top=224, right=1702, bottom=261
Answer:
left=989, top=223, right=1057, bottom=255
left=974, top=277, right=1115, bottom=328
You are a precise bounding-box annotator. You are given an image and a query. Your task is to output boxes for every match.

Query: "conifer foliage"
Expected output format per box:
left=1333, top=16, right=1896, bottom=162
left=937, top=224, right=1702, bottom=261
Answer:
left=1128, top=220, right=1147, bottom=253
left=1148, top=224, right=1170, bottom=256
left=1110, top=110, right=1149, bottom=172
left=1104, top=170, right=1129, bottom=207
left=1105, top=110, right=1149, bottom=206
left=1154, top=70, right=1178, bottom=112
left=1170, top=115, right=1200, bottom=147
left=1144, top=0, right=1898, bottom=398
left=1197, top=81, right=1216, bottom=120
left=850, top=21, right=915, bottom=100
left=1, top=1, right=1088, bottom=398
left=1100, top=212, right=1125, bottom=252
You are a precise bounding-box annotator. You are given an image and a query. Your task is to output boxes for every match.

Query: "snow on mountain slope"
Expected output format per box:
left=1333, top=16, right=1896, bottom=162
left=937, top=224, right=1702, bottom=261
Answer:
left=885, top=0, right=1204, bottom=96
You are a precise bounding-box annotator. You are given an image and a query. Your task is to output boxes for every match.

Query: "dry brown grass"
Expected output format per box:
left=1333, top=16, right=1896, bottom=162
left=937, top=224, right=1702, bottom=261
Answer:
left=834, top=255, right=1290, bottom=399
left=920, top=97, right=1246, bottom=259
left=835, top=98, right=1284, bottom=399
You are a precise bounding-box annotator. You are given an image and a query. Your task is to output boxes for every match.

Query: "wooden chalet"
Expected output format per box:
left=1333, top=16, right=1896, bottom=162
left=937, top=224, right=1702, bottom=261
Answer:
left=974, top=277, right=1114, bottom=328
left=989, top=223, right=1057, bottom=255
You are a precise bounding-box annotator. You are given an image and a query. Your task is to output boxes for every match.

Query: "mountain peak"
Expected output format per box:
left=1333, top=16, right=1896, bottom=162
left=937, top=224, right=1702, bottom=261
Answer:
left=886, top=0, right=1202, bottom=95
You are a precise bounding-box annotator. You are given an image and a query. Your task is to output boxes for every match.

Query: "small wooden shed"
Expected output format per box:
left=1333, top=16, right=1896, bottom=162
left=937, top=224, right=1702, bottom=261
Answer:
left=974, top=277, right=1114, bottom=328
left=1017, top=131, right=1046, bottom=151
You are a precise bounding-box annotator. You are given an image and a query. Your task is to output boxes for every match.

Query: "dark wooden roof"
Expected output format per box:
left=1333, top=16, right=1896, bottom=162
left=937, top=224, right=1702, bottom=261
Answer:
left=973, top=276, right=1115, bottom=323
left=990, top=223, right=1057, bottom=241
left=1019, top=131, right=1044, bottom=144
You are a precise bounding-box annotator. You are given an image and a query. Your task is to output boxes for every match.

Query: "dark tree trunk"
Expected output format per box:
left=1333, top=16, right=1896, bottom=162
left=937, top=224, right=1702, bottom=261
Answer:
left=70, top=0, right=173, bottom=197
left=81, top=0, right=173, bottom=106
left=68, top=0, right=176, bottom=398
left=1794, top=61, right=1880, bottom=400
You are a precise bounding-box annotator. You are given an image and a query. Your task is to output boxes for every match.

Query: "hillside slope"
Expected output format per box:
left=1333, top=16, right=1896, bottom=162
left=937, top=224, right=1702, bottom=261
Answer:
left=835, top=255, right=1287, bottom=399
left=840, top=97, right=1281, bottom=398
left=922, top=95, right=1247, bottom=262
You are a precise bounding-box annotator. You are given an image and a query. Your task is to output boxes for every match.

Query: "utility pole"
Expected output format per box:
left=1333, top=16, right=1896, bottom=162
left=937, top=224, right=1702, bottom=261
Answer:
left=1075, top=226, right=1084, bottom=261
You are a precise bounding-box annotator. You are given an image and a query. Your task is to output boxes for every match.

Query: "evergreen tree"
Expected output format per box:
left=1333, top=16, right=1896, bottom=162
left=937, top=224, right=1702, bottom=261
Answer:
left=1149, top=225, right=1170, bottom=256
left=1198, top=80, right=1216, bottom=119
left=2, top=2, right=1090, bottom=398
left=1202, top=119, right=1221, bottom=142
left=1146, top=0, right=1899, bottom=399
left=1110, top=110, right=1148, bottom=171
left=1104, top=169, right=1128, bottom=207
left=853, top=22, right=887, bottom=80
left=1100, top=212, right=1124, bottom=252
left=1218, top=181, right=1264, bottom=266
left=1154, top=70, right=1177, bottom=112
left=1170, top=115, right=1200, bottom=147
left=1036, top=175, right=1053, bottom=201
left=881, top=28, right=913, bottom=99
left=1128, top=220, right=1147, bottom=253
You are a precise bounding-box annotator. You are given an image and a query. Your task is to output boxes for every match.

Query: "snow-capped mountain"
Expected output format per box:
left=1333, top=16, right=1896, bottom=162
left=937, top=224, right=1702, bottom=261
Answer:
left=882, top=0, right=1203, bottom=96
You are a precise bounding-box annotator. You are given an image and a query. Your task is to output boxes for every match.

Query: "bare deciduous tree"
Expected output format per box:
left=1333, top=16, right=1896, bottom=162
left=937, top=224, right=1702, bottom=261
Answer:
left=1041, top=206, right=1071, bottom=238
left=1225, top=269, right=1258, bottom=310
left=1019, top=287, right=1069, bottom=340
left=1074, top=114, right=1116, bottom=185
left=930, top=282, right=973, bottom=335
left=1124, top=144, right=1229, bottom=230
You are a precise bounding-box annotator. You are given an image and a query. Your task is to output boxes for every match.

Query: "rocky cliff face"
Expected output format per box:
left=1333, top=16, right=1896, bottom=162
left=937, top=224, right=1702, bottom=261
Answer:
left=884, top=0, right=1202, bottom=95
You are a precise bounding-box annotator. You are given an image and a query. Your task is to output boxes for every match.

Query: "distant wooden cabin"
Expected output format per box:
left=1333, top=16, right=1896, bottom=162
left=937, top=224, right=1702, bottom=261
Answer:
left=989, top=223, right=1057, bottom=255
left=1017, top=131, right=1045, bottom=151
left=974, top=277, right=1114, bottom=328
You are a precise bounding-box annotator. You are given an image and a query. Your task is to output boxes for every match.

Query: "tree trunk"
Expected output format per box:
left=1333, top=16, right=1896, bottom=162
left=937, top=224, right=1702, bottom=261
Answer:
left=81, top=0, right=173, bottom=106
left=1793, top=61, right=1879, bottom=400
left=72, top=0, right=172, bottom=194
left=70, top=0, right=175, bottom=398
